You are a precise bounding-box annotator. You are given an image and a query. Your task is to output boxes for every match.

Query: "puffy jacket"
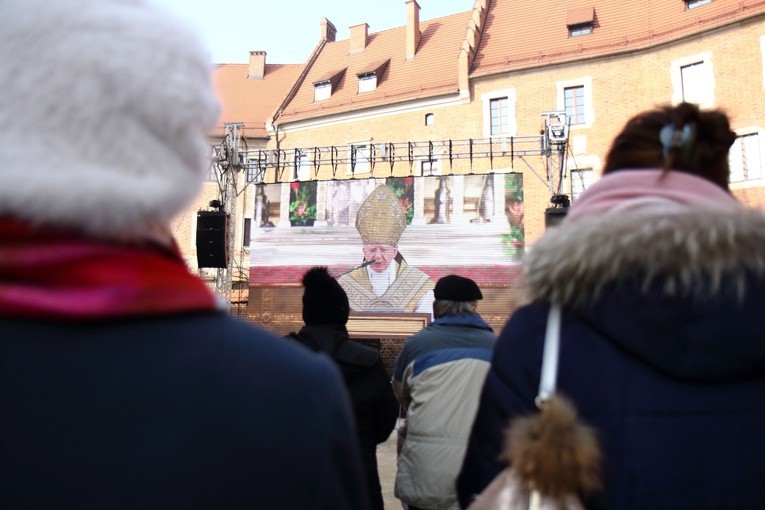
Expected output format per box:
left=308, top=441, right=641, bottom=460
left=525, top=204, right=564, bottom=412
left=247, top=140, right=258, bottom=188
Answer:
left=458, top=206, right=765, bottom=510
left=393, top=313, right=496, bottom=509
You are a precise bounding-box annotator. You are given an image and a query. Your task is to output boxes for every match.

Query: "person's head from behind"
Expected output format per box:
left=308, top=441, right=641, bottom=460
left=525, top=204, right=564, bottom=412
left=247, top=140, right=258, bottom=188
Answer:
left=356, top=185, right=407, bottom=273
left=432, top=275, right=483, bottom=319
left=301, top=267, right=351, bottom=326
left=602, top=102, right=736, bottom=191
left=0, top=0, right=219, bottom=242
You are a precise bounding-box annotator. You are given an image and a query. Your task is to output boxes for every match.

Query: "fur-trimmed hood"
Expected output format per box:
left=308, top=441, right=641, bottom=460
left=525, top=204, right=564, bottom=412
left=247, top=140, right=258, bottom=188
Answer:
left=0, top=0, right=219, bottom=241
left=524, top=205, right=765, bottom=381
left=525, top=207, right=765, bottom=306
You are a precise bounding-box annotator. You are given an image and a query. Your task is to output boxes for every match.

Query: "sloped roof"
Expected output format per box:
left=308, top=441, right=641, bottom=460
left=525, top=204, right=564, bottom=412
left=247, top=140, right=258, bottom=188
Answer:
left=566, top=6, right=595, bottom=26
left=472, top=0, right=765, bottom=77
left=212, top=62, right=303, bottom=138
left=276, top=11, right=471, bottom=124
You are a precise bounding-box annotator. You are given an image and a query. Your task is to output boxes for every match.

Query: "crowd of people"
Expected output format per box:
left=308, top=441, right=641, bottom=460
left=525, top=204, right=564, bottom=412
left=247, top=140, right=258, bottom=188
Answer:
left=2, top=0, right=765, bottom=509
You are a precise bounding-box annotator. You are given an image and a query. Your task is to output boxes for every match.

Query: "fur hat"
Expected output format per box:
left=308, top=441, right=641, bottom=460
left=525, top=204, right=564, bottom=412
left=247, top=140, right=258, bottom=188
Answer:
left=0, top=0, right=219, bottom=240
left=434, top=275, right=483, bottom=301
left=302, top=267, right=350, bottom=326
left=356, top=185, right=407, bottom=246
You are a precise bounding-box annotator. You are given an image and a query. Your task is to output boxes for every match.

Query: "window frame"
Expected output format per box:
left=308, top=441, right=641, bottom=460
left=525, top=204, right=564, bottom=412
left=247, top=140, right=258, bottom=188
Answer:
left=556, top=77, right=593, bottom=129
left=568, top=23, right=593, bottom=37
left=564, top=86, right=585, bottom=125
left=245, top=155, right=267, bottom=183
left=569, top=168, right=594, bottom=202
left=482, top=88, right=517, bottom=138
left=314, top=82, right=332, bottom=102
left=685, top=0, right=712, bottom=9
left=357, top=73, right=377, bottom=93
left=347, top=142, right=372, bottom=176
left=294, top=149, right=311, bottom=181
left=421, top=159, right=440, bottom=176
left=729, top=129, right=764, bottom=184
left=489, top=97, right=510, bottom=136
left=670, top=52, right=714, bottom=107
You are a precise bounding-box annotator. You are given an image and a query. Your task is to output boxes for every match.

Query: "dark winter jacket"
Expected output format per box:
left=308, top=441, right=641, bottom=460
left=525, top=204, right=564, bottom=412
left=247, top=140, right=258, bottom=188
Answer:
left=1, top=312, right=369, bottom=510
left=288, top=324, right=398, bottom=510
left=457, top=206, right=765, bottom=510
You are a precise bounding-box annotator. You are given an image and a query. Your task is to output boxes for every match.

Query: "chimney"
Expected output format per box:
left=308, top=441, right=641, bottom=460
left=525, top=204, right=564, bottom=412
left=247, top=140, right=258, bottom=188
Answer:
left=349, top=23, right=368, bottom=55
left=321, top=17, right=337, bottom=42
left=406, top=0, right=421, bottom=60
left=248, top=51, right=266, bottom=80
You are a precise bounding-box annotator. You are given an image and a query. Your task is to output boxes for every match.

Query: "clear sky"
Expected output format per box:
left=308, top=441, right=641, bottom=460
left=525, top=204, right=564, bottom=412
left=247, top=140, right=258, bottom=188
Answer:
left=148, top=0, right=473, bottom=64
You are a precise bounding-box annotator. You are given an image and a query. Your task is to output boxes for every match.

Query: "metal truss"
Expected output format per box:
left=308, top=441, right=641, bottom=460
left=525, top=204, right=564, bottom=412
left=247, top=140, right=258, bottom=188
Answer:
left=205, top=114, right=572, bottom=306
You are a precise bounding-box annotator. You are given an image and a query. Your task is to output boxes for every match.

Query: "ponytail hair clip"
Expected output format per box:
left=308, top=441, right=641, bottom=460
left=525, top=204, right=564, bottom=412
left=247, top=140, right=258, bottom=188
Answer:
left=659, top=123, right=696, bottom=159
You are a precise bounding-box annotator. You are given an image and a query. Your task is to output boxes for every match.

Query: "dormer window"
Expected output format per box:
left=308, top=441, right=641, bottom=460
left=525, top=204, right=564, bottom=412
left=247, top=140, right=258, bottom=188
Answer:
left=355, top=59, right=390, bottom=94
left=314, top=82, right=331, bottom=101
left=312, top=68, right=346, bottom=102
left=685, top=0, right=711, bottom=8
left=569, top=23, right=592, bottom=37
left=358, top=74, right=377, bottom=93
left=566, top=7, right=594, bottom=37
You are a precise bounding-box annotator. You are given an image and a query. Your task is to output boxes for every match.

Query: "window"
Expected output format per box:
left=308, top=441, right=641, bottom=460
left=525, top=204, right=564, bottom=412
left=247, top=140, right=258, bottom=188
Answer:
left=564, top=86, right=585, bottom=125
left=207, top=163, right=219, bottom=182
left=671, top=54, right=714, bottom=106
left=685, top=0, right=711, bottom=9
left=569, top=168, right=593, bottom=201
left=313, top=68, right=346, bottom=101
left=557, top=78, right=592, bottom=128
left=349, top=143, right=371, bottom=175
left=729, top=132, right=763, bottom=182
left=566, top=7, right=594, bottom=37
left=314, top=82, right=331, bottom=101
left=425, top=113, right=434, bottom=126
left=243, top=218, right=251, bottom=247
left=490, top=97, right=509, bottom=136
left=680, top=61, right=707, bottom=104
left=294, top=149, right=310, bottom=181
left=482, top=89, right=517, bottom=138
left=422, top=159, right=440, bottom=176
left=569, top=23, right=592, bottom=37
left=245, top=155, right=267, bottom=183
left=358, top=74, right=377, bottom=93
left=355, top=60, right=388, bottom=94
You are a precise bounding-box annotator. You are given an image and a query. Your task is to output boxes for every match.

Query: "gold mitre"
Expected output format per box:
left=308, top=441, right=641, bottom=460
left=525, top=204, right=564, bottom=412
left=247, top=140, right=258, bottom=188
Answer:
left=356, top=185, right=407, bottom=246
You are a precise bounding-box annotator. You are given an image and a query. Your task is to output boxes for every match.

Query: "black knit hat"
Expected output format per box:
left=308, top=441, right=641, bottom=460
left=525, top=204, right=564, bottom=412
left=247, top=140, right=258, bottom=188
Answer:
left=434, top=274, right=483, bottom=301
left=301, top=267, right=350, bottom=326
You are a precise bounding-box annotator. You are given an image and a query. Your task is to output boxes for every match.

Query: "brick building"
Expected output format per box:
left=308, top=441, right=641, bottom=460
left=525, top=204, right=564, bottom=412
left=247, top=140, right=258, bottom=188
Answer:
left=177, top=0, right=765, bottom=368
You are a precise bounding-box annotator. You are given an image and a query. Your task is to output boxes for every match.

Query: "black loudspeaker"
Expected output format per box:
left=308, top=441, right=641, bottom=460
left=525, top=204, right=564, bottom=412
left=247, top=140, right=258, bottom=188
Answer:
left=544, top=207, right=569, bottom=228
left=196, top=211, right=228, bottom=268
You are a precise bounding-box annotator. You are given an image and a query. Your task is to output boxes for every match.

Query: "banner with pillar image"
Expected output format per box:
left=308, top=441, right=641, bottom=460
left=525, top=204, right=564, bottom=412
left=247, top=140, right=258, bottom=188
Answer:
left=250, top=174, right=524, bottom=315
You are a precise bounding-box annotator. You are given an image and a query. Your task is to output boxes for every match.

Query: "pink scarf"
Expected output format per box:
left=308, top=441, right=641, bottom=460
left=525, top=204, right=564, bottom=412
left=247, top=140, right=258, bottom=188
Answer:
left=0, top=218, right=219, bottom=321
left=564, top=169, right=742, bottom=224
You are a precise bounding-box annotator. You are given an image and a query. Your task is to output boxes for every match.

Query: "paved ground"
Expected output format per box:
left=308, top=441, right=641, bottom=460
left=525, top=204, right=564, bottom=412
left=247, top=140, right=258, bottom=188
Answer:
left=377, top=420, right=403, bottom=510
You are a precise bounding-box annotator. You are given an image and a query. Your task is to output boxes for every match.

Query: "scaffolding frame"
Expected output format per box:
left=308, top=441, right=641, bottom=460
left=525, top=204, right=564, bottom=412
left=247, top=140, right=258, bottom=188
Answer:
left=205, top=114, right=572, bottom=306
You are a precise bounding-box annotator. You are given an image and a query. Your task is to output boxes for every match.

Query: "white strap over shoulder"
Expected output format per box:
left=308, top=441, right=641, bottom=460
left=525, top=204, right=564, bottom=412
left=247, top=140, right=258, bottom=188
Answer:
left=536, top=304, right=562, bottom=407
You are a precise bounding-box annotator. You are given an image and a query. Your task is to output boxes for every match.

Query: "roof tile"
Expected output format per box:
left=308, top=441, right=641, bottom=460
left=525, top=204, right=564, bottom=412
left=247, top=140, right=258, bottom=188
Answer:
left=277, top=11, right=471, bottom=124
left=213, top=62, right=303, bottom=138
left=472, top=0, right=765, bottom=77
left=566, top=6, right=595, bottom=26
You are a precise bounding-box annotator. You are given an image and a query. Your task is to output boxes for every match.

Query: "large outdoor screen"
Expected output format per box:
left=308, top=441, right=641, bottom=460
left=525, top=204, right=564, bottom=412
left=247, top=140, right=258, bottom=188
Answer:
left=249, top=174, right=524, bottom=325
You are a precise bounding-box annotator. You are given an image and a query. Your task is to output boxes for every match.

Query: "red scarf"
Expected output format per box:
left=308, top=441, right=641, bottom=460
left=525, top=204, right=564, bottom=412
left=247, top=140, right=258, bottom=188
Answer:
left=0, top=218, right=218, bottom=321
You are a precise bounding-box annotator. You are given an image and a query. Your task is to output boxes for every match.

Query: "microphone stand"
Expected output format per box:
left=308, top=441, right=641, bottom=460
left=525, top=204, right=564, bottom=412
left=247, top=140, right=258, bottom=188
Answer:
left=336, top=259, right=373, bottom=277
